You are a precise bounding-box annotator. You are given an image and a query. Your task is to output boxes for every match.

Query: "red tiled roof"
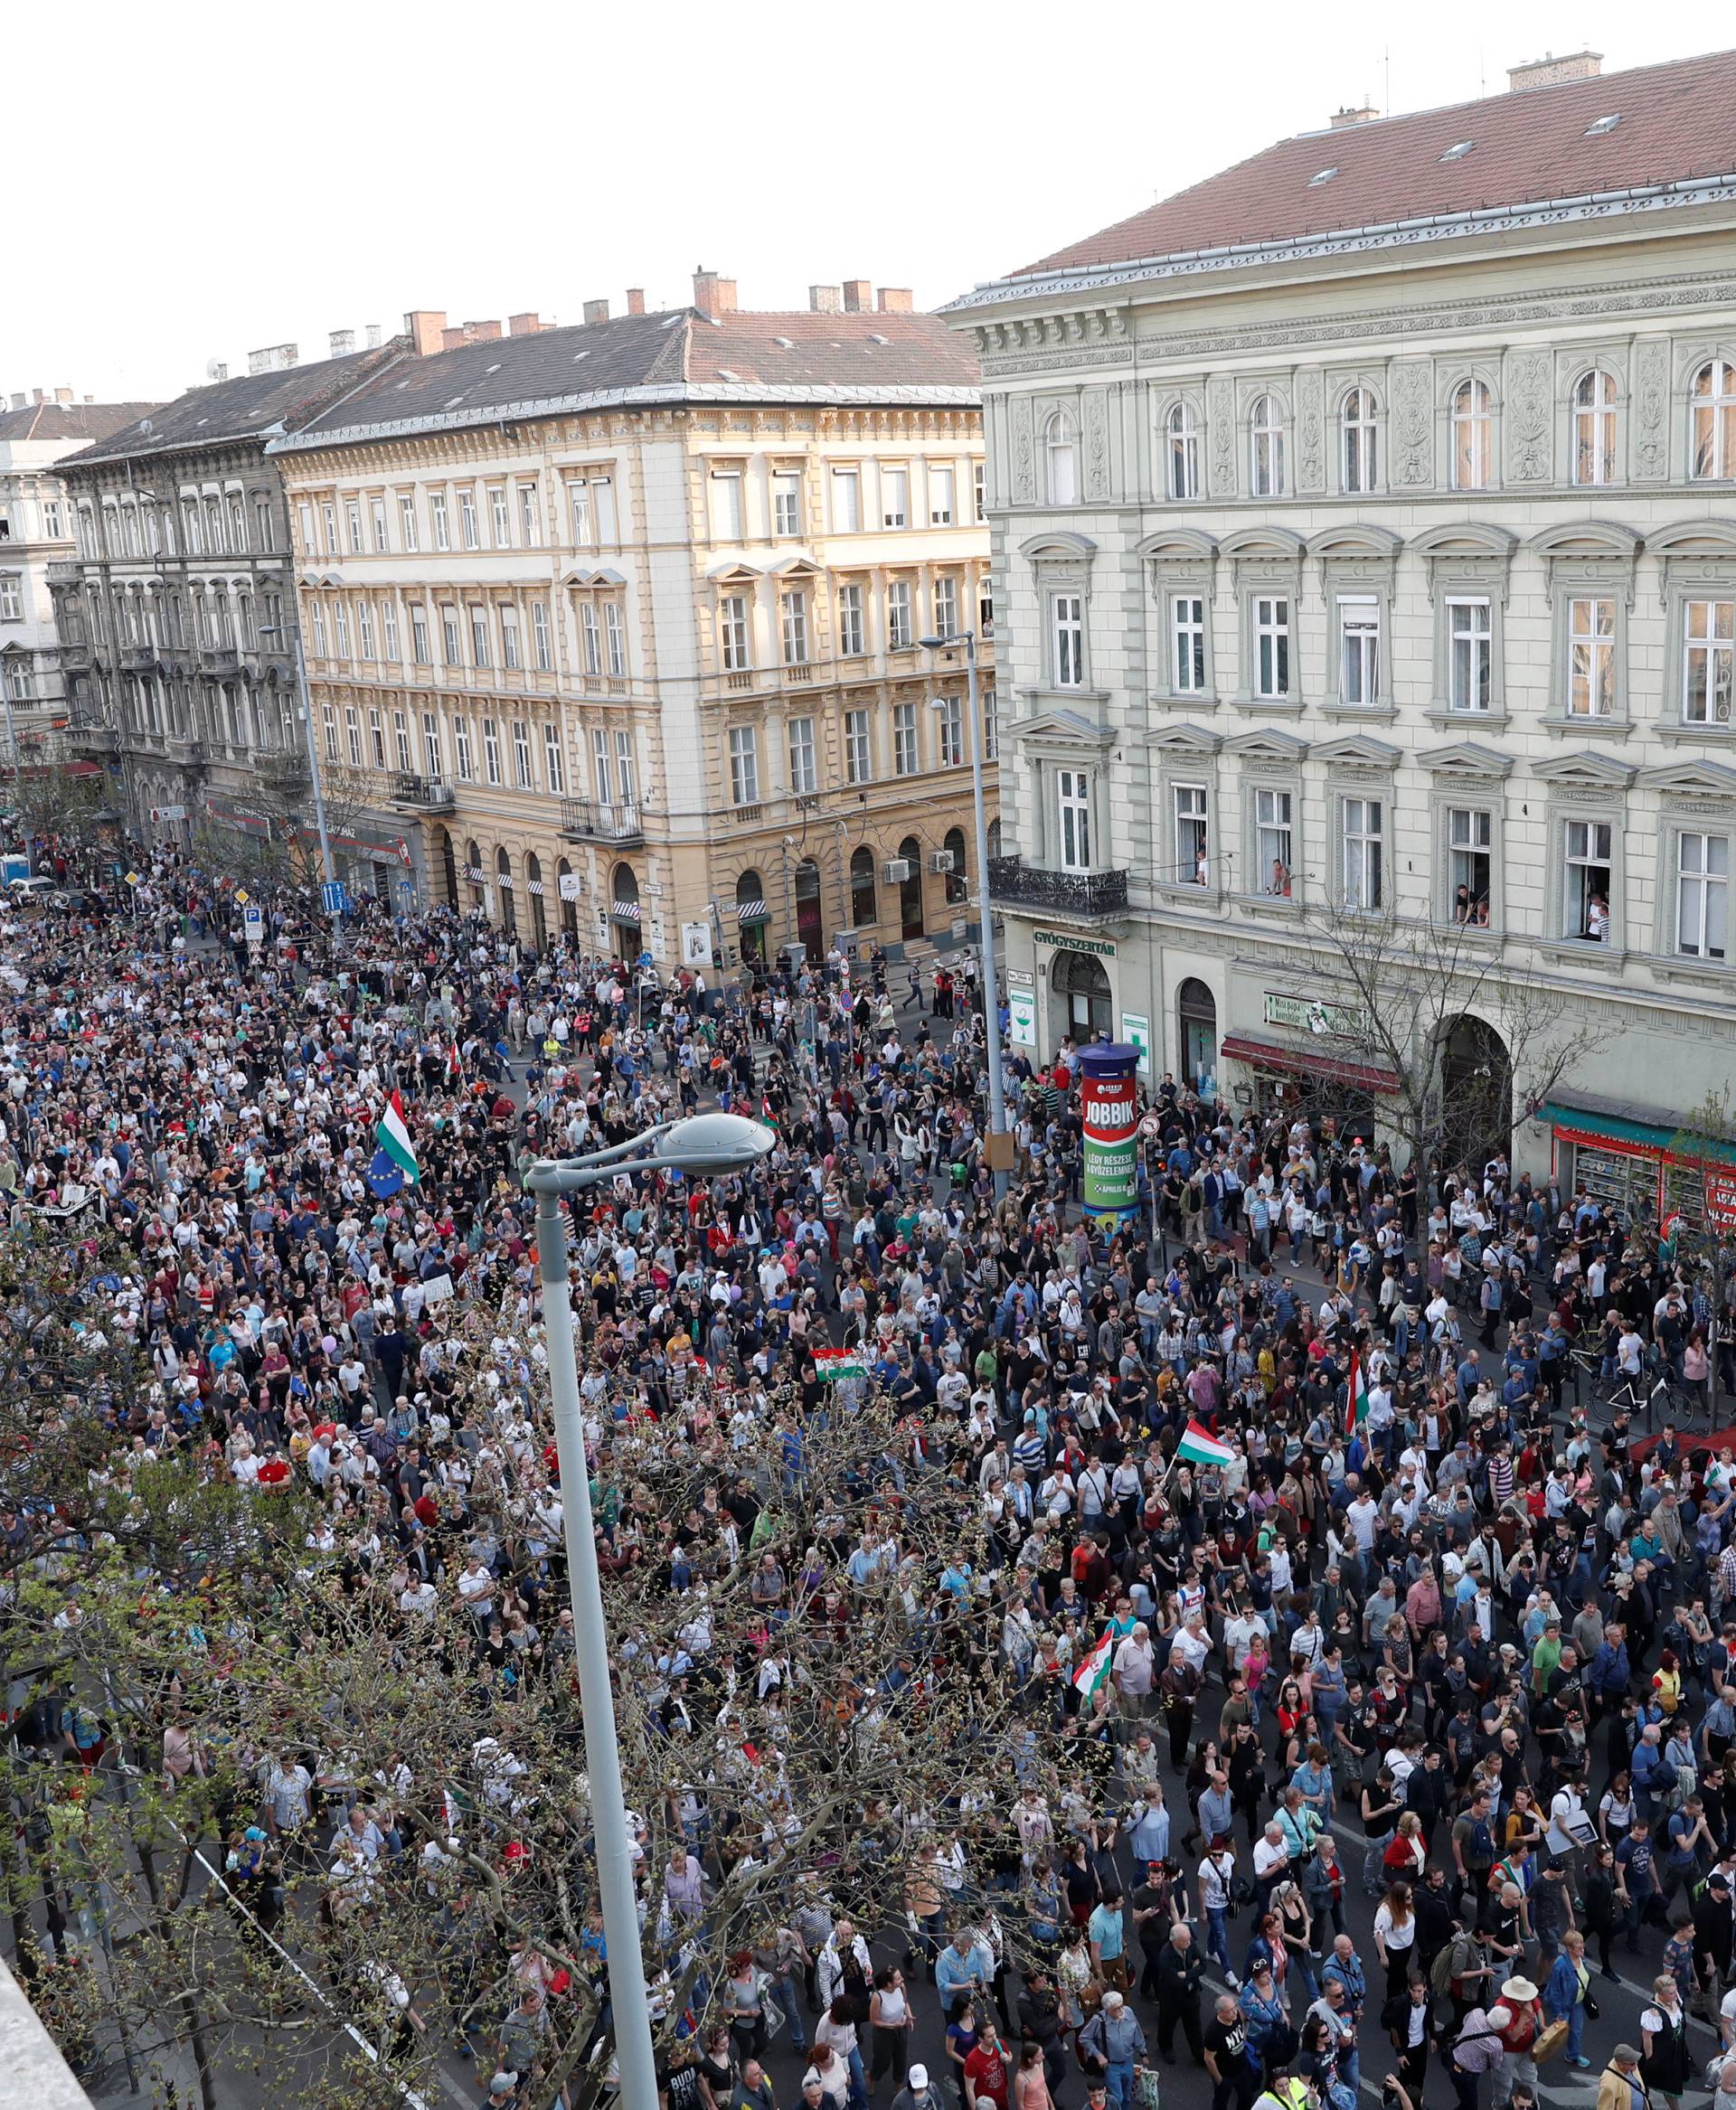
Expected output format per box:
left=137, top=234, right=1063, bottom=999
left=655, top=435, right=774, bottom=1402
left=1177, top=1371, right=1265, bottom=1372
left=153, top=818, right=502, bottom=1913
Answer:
left=1014, top=48, right=1736, bottom=279
left=0, top=401, right=161, bottom=444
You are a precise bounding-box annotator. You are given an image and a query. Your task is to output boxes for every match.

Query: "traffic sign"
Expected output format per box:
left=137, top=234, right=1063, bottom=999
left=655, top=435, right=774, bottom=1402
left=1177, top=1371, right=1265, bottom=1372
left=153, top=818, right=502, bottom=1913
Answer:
left=321, top=881, right=350, bottom=915
left=234, top=888, right=250, bottom=906
left=243, top=903, right=264, bottom=949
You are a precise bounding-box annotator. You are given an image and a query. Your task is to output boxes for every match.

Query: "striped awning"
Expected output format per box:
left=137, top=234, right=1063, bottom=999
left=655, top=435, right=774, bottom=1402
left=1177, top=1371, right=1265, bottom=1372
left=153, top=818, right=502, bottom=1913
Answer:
left=465, top=866, right=486, bottom=881
left=497, top=871, right=514, bottom=888
left=611, top=900, right=641, bottom=921
left=526, top=881, right=545, bottom=897
left=736, top=900, right=769, bottom=923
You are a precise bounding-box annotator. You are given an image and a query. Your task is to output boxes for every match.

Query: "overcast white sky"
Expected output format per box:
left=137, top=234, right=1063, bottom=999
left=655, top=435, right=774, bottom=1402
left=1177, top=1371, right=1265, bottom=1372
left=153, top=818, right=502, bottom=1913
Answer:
left=8, top=3, right=1730, bottom=405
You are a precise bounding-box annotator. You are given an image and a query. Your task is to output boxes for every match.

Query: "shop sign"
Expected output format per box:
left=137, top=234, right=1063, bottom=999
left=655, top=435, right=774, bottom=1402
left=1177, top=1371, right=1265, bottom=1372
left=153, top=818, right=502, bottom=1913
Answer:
left=1263, top=990, right=1364, bottom=1038
left=1033, top=928, right=1116, bottom=958
left=1007, top=987, right=1037, bottom=1047
left=1121, top=1010, right=1151, bottom=1073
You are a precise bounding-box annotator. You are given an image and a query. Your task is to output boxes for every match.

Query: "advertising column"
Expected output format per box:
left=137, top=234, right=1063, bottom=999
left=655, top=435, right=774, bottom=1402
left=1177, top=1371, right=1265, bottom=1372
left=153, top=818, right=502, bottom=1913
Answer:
left=1077, top=1041, right=1141, bottom=1223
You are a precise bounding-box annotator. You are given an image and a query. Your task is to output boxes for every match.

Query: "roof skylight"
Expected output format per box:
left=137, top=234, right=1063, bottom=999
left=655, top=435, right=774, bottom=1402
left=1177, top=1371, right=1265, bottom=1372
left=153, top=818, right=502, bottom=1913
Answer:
left=1585, top=112, right=1621, bottom=135
left=1440, top=140, right=1474, bottom=161
left=1309, top=165, right=1339, bottom=185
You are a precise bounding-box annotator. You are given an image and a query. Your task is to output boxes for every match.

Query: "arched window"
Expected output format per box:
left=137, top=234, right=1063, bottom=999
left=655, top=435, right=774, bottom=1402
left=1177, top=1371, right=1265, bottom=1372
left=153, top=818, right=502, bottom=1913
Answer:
left=610, top=863, right=640, bottom=959
left=1044, top=410, right=1078, bottom=505
left=495, top=845, right=516, bottom=935
left=737, top=868, right=769, bottom=963
left=1450, top=379, right=1492, bottom=491
left=466, top=838, right=486, bottom=915
left=1692, top=360, right=1736, bottom=480
left=1572, top=369, right=1618, bottom=486
left=1341, top=387, right=1378, bottom=494
left=944, top=824, right=967, bottom=905
left=850, top=845, right=877, bottom=928
left=525, top=851, right=546, bottom=950
left=1250, top=395, right=1284, bottom=497
left=898, top=835, right=924, bottom=941
left=1165, top=400, right=1199, bottom=500
left=556, top=856, right=577, bottom=937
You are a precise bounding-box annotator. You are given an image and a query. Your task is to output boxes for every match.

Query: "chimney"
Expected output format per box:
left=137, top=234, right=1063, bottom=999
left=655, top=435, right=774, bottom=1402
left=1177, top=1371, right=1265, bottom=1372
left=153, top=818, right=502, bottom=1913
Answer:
left=809, top=285, right=843, bottom=314
left=8, top=394, right=23, bottom=411
left=465, top=320, right=503, bottom=343
left=405, top=309, right=448, bottom=358
left=509, top=312, right=546, bottom=336
left=626, top=287, right=646, bottom=316
left=583, top=298, right=610, bottom=325
left=442, top=327, right=466, bottom=352
left=692, top=268, right=738, bottom=315
left=54, top=387, right=72, bottom=403
left=1330, top=102, right=1380, bottom=127
left=83, top=395, right=93, bottom=404
left=31, top=390, right=44, bottom=405
left=1507, top=49, right=1602, bottom=92
left=245, top=344, right=297, bottom=374
left=842, top=279, right=873, bottom=314
left=365, top=324, right=383, bottom=348
left=328, top=328, right=355, bottom=357
left=876, top=287, right=913, bottom=315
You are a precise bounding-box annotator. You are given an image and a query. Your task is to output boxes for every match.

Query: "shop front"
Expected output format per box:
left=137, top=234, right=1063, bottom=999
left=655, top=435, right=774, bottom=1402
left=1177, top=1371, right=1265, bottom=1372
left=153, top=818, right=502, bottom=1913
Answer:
left=1033, top=928, right=1118, bottom=1049
left=1543, top=1094, right=1736, bottom=1234
left=1218, top=1027, right=1400, bottom=1141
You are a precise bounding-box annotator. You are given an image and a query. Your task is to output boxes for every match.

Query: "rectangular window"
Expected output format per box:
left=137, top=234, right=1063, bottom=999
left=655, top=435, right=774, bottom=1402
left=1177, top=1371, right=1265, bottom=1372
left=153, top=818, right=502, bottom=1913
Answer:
left=1175, top=783, right=1209, bottom=885
left=932, top=575, right=958, bottom=638
left=470, top=607, right=491, bottom=667
left=1338, top=596, right=1379, bottom=704
left=346, top=501, right=363, bottom=553
left=542, top=723, right=564, bottom=794
left=1448, top=806, right=1493, bottom=923
left=1052, top=592, right=1084, bottom=688
left=368, top=708, right=386, bottom=768
left=780, top=589, right=808, bottom=665
left=513, top=720, right=533, bottom=789
left=720, top=595, right=750, bottom=671
left=482, top=716, right=502, bottom=786
left=429, top=492, right=449, bottom=550
left=519, top=484, right=541, bottom=546
left=1448, top=598, right=1493, bottom=711
left=422, top=711, right=441, bottom=778
left=1058, top=768, right=1091, bottom=871
left=591, top=728, right=610, bottom=804
left=979, top=574, right=995, bottom=637
left=983, top=684, right=997, bottom=761
left=1343, top=796, right=1383, bottom=909
left=1684, top=599, right=1736, bottom=723
left=372, top=499, right=388, bottom=552
left=592, top=476, right=617, bottom=543
left=321, top=702, right=338, bottom=761
left=532, top=601, right=551, bottom=672
left=1564, top=818, right=1613, bottom=941
left=569, top=478, right=593, bottom=546
left=729, top=724, right=760, bottom=805
left=393, top=710, right=411, bottom=774
left=929, top=466, right=955, bottom=525
left=1679, top=833, right=1730, bottom=959
left=937, top=693, right=964, bottom=768
left=322, top=502, right=338, bottom=554
left=1567, top=596, right=1616, bottom=717
left=501, top=605, right=521, bottom=670
left=344, top=704, right=362, bottom=768
left=399, top=495, right=419, bottom=551
left=382, top=603, right=400, bottom=662
left=410, top=607, right=429, bottom=664
left=490, top=487, right=510, bottom=548
left=836, top=583, right=864, bottom=657
left=580, top=603, right=601, bottom=675
left=893, top=701, right=919, bottom=776
left=1173, top=595, right=1206, bottom=692
left=1255, top=787, right=1293, bottom=896
left=454, top=716, right=474, bottom=781
left=0, top=576, right=19, bottom=623
left=441, top=608, right=459, bottom=664
left=332, top=602, right=351, bottom=658
left=614, top=730, right=635, bottom=805
left=355, top=600, right=375, bottom=659
left=887, top=578, right=912, bottom=651
left=709, top=469, right=742, bottom=541
left=772, top=470, right=802, bottom=537
left=1254, top=596, right=1291, bottom=699
left=603, top=601, right=626, bottom=677
left=458, top=491, right=479, bottom=550
left=974, top=459, right=987, bottom=523
left=882, top=466, right=908, bottom=529
left=788, top=715, right=817, bottom=795
left=845, top=709, right=873, bottom=784
left=831, top=468, right=861, bottom=533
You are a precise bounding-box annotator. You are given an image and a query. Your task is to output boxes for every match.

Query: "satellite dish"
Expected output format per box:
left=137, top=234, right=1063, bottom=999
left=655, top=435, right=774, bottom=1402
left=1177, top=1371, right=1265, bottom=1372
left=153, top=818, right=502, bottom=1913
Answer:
left=205, top=359, right=226, bottom=381
left=138, top=418, right=153, bottom=435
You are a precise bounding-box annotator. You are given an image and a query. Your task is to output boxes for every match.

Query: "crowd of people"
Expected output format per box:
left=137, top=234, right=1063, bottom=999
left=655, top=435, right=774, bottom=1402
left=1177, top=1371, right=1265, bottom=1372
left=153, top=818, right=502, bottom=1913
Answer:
left=8, top=832, right=1736, bottom=2110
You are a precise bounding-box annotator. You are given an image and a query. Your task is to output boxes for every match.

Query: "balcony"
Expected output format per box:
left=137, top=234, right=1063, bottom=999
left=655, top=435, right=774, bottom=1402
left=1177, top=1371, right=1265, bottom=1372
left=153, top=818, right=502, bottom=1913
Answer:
left=389, top=773, right=456, bottom=813
left=257, top=752, right=309, bottom=791
left=988, top=854, right=1128, bottom=920
left=118, top=644, right=157, bottom=674
left=199, top=645, right=240, bottom=675
left=560, top=797, right=645, bottom=846
left=66, top=717, right=118, bottom=755
left=56, top=638, right=93, bottom=671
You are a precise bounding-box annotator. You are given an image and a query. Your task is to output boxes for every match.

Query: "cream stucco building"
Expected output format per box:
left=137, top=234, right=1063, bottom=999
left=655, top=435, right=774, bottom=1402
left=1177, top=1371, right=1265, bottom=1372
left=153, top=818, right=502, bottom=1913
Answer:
left=267, top=278, right=996, bottom=969
left=947, top=46, right=1736, bottom=1212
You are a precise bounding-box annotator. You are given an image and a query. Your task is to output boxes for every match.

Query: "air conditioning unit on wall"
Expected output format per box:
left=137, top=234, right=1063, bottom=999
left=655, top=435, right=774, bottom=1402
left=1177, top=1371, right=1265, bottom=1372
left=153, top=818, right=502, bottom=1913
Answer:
left=927, top=850, right=955, bottom=874
left=883, top=858, right=910, bottom=883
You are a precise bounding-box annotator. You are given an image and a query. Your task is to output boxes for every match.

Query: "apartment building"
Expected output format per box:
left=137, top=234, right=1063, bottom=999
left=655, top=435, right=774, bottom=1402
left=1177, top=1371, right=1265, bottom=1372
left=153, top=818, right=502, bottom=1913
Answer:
left=266, top=276, right=996, bottom=966
left=948, top=47, right=1736, bottom=1201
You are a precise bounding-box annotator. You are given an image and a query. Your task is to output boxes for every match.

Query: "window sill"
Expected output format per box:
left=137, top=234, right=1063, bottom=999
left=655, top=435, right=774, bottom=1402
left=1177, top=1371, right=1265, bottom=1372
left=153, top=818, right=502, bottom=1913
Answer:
left=1656, top=721, right=1736, bottom=744
left=1156, top=881, right=1223, bottom=905
left=1227, top=695, right=1305, bottom=715
left=1543, top=716, right=1631, bottom=739
left=1425, top=705, right=1510, bottom=730
left=1318, top=702, right=1398, bottom=723
left=1147, top=691, right=1219, bottom=711
left=1652, top=956, right=1735, bottom=986
left=1236, top=892, right=1303, bottom=917
left=1429, top=919, right=1502, bottom=946
left=1015, top=686, right=1112, bottom=707
left=1535, top=937, right=1626, bottom=968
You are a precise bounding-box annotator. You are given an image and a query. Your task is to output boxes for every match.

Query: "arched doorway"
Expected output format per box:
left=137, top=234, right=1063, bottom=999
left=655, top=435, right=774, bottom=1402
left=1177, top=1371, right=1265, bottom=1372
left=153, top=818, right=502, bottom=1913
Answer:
left=1177, top=977, right=1218, bottom=1096
left=737, top=868, right=769, bottom=966
left=987, top=816, right=1003, bottom=859
left=556, top=858, right=578, bottom=938
left=610, top=862, right=640, bottom=960
left=944, top=824, right=967, bottom=907
left=1052, top=948, right=1111, bottom=1044
left=898, top=834, right=924, bottom=941
left=850, top=846, right=877, bottom=931
left=495, top=846, right=517, bottom=935
left=794, top=857, right=824, bottom=963
left=466, top=838, right=488, bottom=917
left=525, top=852, right=547, bottom=950
left=1439, top=1014, right=1512, bottom=1177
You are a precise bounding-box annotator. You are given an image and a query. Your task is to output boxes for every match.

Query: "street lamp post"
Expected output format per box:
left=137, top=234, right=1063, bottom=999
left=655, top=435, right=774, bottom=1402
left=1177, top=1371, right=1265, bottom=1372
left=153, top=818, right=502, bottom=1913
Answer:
left=523, top=1113, right=775, bottom=2109
left=260, top=578, right=338, bottom=935
left=920, top=628, right=1007, bottom=1199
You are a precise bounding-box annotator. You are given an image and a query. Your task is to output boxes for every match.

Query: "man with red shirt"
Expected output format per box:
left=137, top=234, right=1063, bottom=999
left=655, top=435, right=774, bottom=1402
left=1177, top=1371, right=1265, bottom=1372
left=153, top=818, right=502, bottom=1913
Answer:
left=963, top=2020, right=1010, bottom=2110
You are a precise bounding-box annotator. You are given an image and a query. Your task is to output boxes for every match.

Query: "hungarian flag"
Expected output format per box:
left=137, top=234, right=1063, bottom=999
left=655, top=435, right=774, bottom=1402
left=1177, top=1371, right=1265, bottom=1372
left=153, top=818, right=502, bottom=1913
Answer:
left=1073, top=1626, right=1115, bottom=1699
left=369, top=1090, right=420, bottom=1198
left=1175, top=1418, right=1235, bottom=1469
left=1344, top=1352, right=1370, bottom=1439
left=814, top=1346, right=867, bottom=1385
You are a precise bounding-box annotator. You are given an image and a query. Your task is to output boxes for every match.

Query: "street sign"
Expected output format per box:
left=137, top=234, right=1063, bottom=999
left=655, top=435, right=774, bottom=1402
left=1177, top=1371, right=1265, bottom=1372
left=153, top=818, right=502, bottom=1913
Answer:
left=124, top=871, right=140, bottom=887
left=321, top=881, right=350, bottom=915
left=243, top=903, right=264, bottom=950
left=234, top=888, right=250, bottom=906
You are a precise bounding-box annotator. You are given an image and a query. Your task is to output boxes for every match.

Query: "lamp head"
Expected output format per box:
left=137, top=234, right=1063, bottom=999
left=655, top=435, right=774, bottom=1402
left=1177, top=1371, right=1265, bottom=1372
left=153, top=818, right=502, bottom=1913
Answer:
left=659, top=1113, right=774, bottom=1177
